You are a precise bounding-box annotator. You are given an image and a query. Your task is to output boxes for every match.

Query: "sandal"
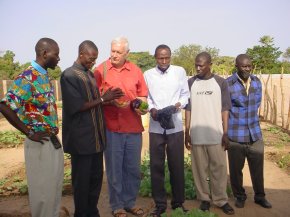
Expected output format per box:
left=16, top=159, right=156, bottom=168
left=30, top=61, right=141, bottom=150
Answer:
left=112, top=209, right=127, bottom=217
left=125, top=206, right=144, bottom=217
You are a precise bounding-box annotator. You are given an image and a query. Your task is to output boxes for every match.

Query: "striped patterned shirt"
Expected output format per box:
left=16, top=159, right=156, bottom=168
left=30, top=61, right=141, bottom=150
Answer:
left=226, top=73, right=262, bottom=142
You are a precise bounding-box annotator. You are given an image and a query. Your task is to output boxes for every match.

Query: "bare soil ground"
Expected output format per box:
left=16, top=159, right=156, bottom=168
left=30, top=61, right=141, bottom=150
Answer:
left=0, top=121, right=290, bottom=217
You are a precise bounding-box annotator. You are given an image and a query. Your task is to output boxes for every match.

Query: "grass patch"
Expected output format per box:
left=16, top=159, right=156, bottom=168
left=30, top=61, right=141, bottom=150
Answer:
left=161, top=208, right=218, bottom=217
left=0, top=131, right=25, bottom=148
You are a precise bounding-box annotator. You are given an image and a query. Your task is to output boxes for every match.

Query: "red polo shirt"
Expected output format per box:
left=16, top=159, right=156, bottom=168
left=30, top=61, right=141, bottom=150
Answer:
left=94, top=59, right=148, bottom=133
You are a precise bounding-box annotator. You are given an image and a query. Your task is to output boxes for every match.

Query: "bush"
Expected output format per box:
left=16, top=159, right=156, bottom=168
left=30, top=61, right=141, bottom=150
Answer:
left=139, top=153, right=196, bottom=200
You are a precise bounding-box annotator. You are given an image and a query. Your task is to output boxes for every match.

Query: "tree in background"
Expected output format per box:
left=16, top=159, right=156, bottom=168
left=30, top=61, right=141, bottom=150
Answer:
left=0, top=50, right=22, bottom=79
left=171, top=44, right=202, bottom=75
left=283, top=47, right=290, bottom=61
left=212, top=56, right=235, bottom=75
left=171, top=44, right=223, bottom=75
left=127, top=52, right=156, bottom=72
left=281, top=47, right=290, bottom=74
left=246, top=35, right=282, bottom=73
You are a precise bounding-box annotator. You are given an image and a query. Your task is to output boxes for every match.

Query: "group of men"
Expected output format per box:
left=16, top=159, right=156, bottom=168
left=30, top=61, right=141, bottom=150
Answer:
left=0, top=37, right=271, bottom=217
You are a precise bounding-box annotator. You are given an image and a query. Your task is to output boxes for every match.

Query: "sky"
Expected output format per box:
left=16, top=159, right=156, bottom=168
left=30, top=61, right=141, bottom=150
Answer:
left=0, top=0, right=289, bottom=70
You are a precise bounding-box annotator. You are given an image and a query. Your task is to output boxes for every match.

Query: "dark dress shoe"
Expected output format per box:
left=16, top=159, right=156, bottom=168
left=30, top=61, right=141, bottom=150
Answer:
left=255, top=198, right=272, bottom=208
left=199, top=201, right=210, bottom=211
left=221, top=203, right=235, bottom=215
left=172, top=203, right=188, bottom=212
left=149, top=207, right=166, bottom=217
left=235, top=199, right=245, bottom=208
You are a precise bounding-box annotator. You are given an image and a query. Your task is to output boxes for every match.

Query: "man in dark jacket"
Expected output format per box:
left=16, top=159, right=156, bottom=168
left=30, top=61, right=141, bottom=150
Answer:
left=60, top=40, right=123, bottom=217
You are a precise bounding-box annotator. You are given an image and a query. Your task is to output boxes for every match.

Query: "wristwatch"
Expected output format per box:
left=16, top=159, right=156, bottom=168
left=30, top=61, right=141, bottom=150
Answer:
left=27, top=129, right=35, bottom=138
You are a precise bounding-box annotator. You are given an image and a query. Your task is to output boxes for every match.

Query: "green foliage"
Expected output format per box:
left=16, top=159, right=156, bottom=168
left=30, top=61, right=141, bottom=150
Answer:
left=139, top=153, right=196, bottom=199
left=128, top=52, right=156, bottom=72
left=0, top=131, right=25, bottom=148
left=171, top=44, right=221, bottom=76
left=48, top=66, right=62, bottom=80
left=160, top=208, right=218, bottom=217
left=0, top=50, right=22, bottom=79
left=171, top=44, right=202, bottom=76
left=212, top=56, right=235, bottom=75
left=277, top=153, right=290, bottom=169
left=266, top=126, right=290, bottom=143
left=0, top=175, right=28, bottom=195
left=281, top=61, right=290, bottom=74
left=246, top=35, right=283, bottom=73
left=283, top=47, right=290, bottom=61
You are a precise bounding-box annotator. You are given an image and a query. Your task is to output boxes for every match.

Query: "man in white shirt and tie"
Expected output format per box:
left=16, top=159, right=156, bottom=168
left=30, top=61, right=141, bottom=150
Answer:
left=144, top=44, right=190, bottom=217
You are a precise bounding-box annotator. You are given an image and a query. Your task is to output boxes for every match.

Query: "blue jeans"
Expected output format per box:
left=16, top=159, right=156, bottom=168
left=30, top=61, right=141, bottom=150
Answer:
left=105, top=130, right=142, bottom=211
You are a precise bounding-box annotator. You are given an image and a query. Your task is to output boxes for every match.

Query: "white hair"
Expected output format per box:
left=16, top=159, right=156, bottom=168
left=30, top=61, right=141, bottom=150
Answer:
left=111, top=36, right=129, bottom=51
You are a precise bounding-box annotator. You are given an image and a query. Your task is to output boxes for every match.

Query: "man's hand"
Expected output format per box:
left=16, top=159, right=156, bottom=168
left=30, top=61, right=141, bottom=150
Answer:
left=102, top=87, right=124, bottom=102
left=134, top=108, right=148, bottom=116
left=221, top=133, right=229, bottom=151
left=28, top=131, right=50, bottom=144
left=175, top=102, right=181, bottom=111
left=185, top=131, right=192, bottom=151
left=150, top=108, right=158, bottom=121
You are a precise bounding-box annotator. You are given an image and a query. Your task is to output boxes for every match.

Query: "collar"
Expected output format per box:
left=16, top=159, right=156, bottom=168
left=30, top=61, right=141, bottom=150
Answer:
left=232, top=72, right=256, bottom=83
left=73, top=61, right=88, bottom=72
left=31, top=60, right=47, bottom=75
left=196, top=73, right=214, bottom=80
left=236, top=72, right=251, bottom=85
left=107, top=59, right=131, bottom=71
left=156, top=65, right=171, bottom=74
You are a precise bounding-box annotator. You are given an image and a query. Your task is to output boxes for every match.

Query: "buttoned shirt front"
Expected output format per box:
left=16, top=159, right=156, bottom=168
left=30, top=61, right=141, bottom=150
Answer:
left=1, top=61, right=58, bottom=134
left=94, top=59, right=148, bottom=133
left=227, top=73, right=262, bottom=142
left=144, top=65, right=189, bottom=134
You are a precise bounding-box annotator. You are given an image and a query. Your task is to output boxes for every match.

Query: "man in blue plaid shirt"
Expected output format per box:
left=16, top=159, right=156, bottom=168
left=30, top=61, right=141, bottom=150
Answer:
left=227, top=54, right=272, bottom=209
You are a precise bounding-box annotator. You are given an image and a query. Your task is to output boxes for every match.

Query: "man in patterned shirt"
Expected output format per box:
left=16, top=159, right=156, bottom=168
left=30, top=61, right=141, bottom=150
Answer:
left=0, top=38, right=64, bottom=217
left=227, top=54, right=272, bottom=209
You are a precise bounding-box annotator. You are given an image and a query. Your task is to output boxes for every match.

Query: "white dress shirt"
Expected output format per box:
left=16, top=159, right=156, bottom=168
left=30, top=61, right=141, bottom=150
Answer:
left=144, top=65, right=190, bottom=134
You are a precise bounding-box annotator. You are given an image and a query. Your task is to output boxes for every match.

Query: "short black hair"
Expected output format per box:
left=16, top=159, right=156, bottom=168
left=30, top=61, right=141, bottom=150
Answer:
left=196, top=52, right=212, bottom=63
left=35, top=38, right=58, bottom=57
left=79, top=40, right=98, bottom=54
left=154, top=44, right=171, bottom=57
left=235, top=54, right=250, bottom=65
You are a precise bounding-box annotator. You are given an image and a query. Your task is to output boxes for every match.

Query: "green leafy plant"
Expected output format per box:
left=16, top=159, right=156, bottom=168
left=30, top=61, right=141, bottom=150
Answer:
left=0, top=131, right=25, bottom=148
left=277, top=153, right=290, bottom=169
left=160, top=208, right=218, bottom=217
left=140, top=153, right=196, bottom=199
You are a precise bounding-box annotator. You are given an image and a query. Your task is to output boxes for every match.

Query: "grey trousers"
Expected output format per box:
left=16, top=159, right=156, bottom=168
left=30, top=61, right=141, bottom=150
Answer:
left=24, top=137, right=64, bottom=217
left=191, top=144, right=228, bottom=207
left=228, top=139, right=265, bottom=201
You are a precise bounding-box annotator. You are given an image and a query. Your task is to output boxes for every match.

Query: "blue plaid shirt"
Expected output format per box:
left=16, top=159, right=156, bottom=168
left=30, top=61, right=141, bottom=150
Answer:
left=226, top=73, right=262, bottom=142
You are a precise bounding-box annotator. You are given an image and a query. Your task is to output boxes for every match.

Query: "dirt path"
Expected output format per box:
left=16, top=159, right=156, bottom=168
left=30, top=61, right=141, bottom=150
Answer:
left=0, top=127, right=290, bottom=216
left=0, top=148, right=24, bottom=179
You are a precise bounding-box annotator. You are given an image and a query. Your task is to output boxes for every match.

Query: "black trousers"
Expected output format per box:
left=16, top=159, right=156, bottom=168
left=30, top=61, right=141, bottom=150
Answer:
left=228, top=140, right=265, bottom=201
left=71, top=152, right=103, bottom=217
left=149, top=131, right=185, bottom=209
